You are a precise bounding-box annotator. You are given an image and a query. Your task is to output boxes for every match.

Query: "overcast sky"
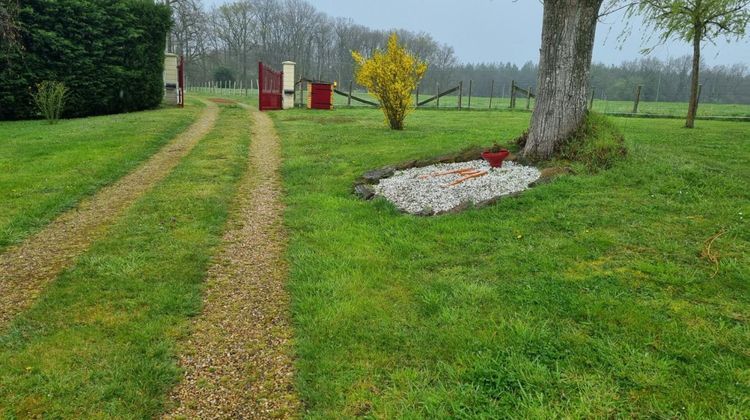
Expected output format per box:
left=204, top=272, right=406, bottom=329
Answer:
left=207, top=0, right=749, bottom=66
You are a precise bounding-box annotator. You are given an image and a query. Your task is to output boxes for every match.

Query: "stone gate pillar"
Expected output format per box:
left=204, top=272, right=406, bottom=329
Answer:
left=282, top=61, right=295, bottom=109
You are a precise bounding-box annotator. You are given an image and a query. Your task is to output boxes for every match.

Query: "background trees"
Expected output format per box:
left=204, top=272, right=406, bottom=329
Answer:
left=167, top=0, right=462, bottom=93
left=167, top=0, right=750, bottom=105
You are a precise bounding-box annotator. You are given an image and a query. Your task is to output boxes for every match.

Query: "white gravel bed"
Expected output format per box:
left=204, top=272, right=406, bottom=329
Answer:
left=374, top=159, right=540, bottom=215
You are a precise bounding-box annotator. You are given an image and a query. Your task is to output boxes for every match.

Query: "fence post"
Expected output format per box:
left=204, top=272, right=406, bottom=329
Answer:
left=655, top=73, right=662, bottom=103
left=458, top=81, right=463, bottom=110
left=526, top=86, right=532, bottom=110
left=436, top=82, right=440, bottom=108
left=696, top=83, right=703, bottom=115
left=510, top=80, right=516, bottom=109
left=348, top=80, right=353, bottom=106
left=589, top=87, right=595, bottom=110
left=468, top=80, right=472, bottom=109
left=489, top=79, right=494, bottom=109
left=632, top=84, right=642, bottom=113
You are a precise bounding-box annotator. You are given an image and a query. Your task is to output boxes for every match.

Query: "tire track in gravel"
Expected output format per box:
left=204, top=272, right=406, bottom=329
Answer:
left=165, top=104, right=300, bottom=419
left=0, top=101, right=219, bottom=327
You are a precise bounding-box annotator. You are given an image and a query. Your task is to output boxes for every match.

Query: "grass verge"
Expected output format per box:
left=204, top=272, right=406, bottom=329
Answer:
left=0, top=102, right=201, bottom=250
left=555, top=112, right=627, bottom=172
left=0, top=104, right=251, bottom=418
left=273, top=107, right=749, bottom=417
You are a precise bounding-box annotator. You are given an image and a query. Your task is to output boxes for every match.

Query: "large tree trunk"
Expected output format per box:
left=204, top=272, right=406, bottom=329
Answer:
left=523, top=0, right=603, bottom=160
left=685, top=29, right=701, bottom=128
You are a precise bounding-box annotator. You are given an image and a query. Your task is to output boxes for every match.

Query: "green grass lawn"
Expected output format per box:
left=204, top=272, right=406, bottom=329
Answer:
left=273, top=108, right=750, bottom=417
left=0, top=102, right=201, bottom=250
left=0, top=104, right=251, bottom=418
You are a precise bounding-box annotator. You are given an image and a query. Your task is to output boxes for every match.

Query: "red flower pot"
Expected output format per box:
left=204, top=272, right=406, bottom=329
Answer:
left=481, top=150, right=510, bottom=168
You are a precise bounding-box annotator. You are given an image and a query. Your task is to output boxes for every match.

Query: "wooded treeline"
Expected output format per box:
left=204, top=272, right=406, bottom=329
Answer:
left=169, top=0, right=457, bottom=90
left=168, top=0, right=750, bottom=104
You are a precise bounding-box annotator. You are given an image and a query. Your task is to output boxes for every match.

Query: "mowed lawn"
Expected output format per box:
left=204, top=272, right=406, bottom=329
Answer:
left=0, top=103, right=251, bottom=418
left=273, top=108, right=750, bottom=417
left=0, top=102, right=200, bottom=250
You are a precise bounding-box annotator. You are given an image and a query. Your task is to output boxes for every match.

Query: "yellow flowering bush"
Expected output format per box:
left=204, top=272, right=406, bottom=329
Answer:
left=352, top=33, right=427, bottom=130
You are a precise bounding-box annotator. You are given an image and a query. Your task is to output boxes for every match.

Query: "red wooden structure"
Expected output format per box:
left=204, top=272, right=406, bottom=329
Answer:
left=258, top=62, right=283, bottom=111
left=308, top=82, right=334, bottom=110
left=177, top=55, right=185, bottom=108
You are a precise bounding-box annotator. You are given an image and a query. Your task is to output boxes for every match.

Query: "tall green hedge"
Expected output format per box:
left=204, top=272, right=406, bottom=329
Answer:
left=0, top=0, right=171, bottom=120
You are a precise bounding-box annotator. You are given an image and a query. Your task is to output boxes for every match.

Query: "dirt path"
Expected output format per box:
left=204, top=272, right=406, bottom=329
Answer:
left=0, top=102, right=219, bottom=327
left=165, top=106, right=300, bottom=418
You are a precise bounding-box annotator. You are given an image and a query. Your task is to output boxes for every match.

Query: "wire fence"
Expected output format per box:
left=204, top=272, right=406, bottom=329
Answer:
left=186, top=79, right=750, bottom=121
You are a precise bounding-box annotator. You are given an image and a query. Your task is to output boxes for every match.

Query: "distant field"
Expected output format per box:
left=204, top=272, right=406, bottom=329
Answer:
left=334, top=90, right=750, bottom=119
left=187, top=85, right=750, bottom=119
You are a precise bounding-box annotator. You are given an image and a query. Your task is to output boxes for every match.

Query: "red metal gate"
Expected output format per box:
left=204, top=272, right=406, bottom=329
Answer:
left=258, top=62, right=282, bottom=111
left=177, top=55, right=185, bottom=108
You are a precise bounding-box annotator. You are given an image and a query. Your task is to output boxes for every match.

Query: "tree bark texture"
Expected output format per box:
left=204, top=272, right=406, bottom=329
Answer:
left=685, top=29, right=701, bottom=128
left=523, top=0, right=603, bottom=160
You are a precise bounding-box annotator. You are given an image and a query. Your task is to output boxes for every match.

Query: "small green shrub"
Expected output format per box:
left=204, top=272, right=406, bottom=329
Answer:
left=556, top=112, right=627, bottom=172
left=31, top=81, right=69, bottom=124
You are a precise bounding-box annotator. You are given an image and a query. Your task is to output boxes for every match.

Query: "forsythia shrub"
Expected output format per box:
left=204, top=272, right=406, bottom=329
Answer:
left=352, top=33, right=427, bottom=130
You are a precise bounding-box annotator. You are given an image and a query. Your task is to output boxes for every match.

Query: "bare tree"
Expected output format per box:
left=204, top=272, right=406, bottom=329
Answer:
left=212, top=0, right=256, bottom=84
left=0, top=0, right=20, bottom=51
left=165, top=0, right=460, bottom=90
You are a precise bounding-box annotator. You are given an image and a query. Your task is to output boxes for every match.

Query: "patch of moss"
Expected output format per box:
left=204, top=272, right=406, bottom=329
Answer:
left=555, top=112, right=627, bottom=172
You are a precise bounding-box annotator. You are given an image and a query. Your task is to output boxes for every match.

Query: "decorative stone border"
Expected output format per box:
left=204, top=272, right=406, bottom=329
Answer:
left=353, top=146, right=573, bottom=215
